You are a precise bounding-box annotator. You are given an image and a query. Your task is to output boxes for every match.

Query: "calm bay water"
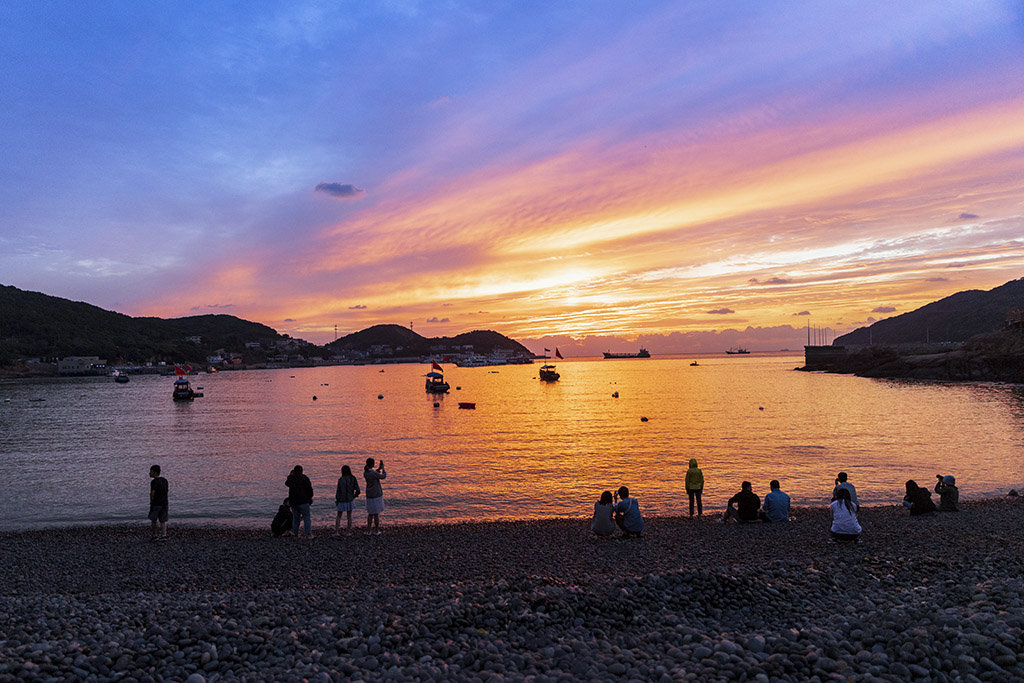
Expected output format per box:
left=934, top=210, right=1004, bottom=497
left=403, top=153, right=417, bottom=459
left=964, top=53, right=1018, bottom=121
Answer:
left=1, top=353, right=1022, bottom=530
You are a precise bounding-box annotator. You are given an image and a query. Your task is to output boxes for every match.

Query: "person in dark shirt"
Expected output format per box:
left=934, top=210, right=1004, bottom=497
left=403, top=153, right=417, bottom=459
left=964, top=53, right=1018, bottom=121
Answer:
left=286, top=465, right=314, bottom=537
left=723, top=481, right=761, bottom=523
left=903, top=480, right=936, bottom=515
left=148, top=464, right=169, bottom=542
left=271, top=497, right=293, bottom=537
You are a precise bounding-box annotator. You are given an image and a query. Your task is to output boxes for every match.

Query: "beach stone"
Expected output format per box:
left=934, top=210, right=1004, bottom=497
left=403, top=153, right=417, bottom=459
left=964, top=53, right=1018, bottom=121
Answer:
left=746, top=636, right=766, bottom=654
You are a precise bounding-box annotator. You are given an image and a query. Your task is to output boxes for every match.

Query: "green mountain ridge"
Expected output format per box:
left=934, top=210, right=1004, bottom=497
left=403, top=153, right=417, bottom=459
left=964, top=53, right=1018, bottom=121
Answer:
left=835, top=277, right=1024, bottom=346
left=0, top=285, right=531, bottom=367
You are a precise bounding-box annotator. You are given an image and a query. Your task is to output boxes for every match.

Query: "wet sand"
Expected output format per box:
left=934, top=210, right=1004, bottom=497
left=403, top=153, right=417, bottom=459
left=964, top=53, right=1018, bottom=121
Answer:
left=2, top=498, right=1023, bottom=681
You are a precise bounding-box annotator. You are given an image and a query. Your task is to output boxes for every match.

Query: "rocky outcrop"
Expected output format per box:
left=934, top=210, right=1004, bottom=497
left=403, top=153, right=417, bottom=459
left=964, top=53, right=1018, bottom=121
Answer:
left=803, top=330, right=1024, bottom=382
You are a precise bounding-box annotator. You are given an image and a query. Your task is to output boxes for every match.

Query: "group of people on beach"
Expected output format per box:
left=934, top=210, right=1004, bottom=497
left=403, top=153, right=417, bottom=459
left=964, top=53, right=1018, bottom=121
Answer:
left=272, top=458, right=388, bottom=537
left=589, top=459, right=962, bottom=542
left=146, top=458, right=389, bottom=541
left=147, top=457, right=962, bottom=542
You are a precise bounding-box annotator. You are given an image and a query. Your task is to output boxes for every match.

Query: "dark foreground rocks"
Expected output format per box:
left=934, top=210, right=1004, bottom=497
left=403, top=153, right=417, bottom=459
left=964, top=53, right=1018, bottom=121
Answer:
left=2, top=499, right=1023, bottom=681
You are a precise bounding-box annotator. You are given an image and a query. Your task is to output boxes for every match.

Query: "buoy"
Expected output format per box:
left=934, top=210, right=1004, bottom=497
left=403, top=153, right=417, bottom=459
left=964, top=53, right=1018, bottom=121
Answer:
left=378, top=394, right=384, bottom=400
left=433, top=402, right=440, bottom=407
left=640, top=416, right=648, bottom=422
left=312, top=395, right=318, bottom=401
left=456, top=386, right=462, bottom=390
left=612, top=391, right=619, bottom=398
left=759, top=406, right=764, bottom=411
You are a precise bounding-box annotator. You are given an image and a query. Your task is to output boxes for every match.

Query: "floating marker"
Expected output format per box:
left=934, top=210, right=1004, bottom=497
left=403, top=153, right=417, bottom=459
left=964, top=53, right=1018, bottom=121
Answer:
left=433, top=402, right=440, bottom=407
left=312, top=395, right=318, bottom=401
left=640, top=416, right=649, bottom=422
left=456, top=386, right=462, bottom=390
left=378, top=394, right=384, bottom=399
left=612, top=391, right=619, bottom=398
left=759, top=406, right=764, bottom=411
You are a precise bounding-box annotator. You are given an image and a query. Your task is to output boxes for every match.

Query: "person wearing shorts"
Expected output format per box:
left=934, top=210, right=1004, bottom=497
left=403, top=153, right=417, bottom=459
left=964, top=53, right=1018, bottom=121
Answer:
left=364, top=457, right=386, bottom=535
left=148, top=465, right=168, bottom=542
left=334, top=465, right=360, bottom=535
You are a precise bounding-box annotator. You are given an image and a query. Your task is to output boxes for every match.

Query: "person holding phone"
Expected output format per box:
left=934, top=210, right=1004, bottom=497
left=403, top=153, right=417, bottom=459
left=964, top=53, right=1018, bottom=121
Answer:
left=612, top=486, right=645, bottom=538
left=831, top=472, right=859, bottom=511
left=364, top=457, right=387, bottom=535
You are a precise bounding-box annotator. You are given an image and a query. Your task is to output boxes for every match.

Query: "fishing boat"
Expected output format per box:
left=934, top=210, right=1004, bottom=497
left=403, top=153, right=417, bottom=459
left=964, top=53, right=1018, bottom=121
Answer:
left=112, top=370, right=130, bottom=383
left=172, top=377, right=198, bottom=400
left=539, top=364, right=560, bottom=382
left=602, top=348, right=651, bottom=359
left=725, top=348, right=751, bottom=355
left=425, top=371, right=450, bottom=393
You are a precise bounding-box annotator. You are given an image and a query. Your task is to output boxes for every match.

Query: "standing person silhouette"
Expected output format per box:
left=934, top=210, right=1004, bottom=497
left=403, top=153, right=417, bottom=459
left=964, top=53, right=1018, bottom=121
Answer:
left=685, top=458, right=704, bottom=517
left=334, top=465, right=360, bottom=534
left=148, top=465, right=169, bottom=542
left=364, top=457, right=387, bottom=535
left=286, top=465, right=314, bottom=537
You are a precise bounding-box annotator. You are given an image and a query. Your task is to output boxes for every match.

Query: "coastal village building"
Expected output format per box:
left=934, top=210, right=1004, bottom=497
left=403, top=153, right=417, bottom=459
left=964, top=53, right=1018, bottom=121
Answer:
left=57, top=356, right=107, bottom=375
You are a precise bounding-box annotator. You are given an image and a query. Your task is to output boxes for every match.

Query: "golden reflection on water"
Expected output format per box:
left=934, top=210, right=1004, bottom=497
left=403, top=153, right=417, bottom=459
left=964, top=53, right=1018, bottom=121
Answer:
left=0, top=354, right=1022, bottom=529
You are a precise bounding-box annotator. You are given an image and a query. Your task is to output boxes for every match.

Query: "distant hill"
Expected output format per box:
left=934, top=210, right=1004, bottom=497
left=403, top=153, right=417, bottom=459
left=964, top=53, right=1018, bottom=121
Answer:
left=326, top=324, right=533, bottom=357
left=835, top=277, right=1024, bottom=346
left=0, top=284, right=284, bottom=365
left=1, top=284, right=534, bottom=368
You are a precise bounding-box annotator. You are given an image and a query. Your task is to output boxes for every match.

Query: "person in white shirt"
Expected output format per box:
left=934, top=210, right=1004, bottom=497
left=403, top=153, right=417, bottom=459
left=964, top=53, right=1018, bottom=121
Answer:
left=830, top=487, right=861, bottom=542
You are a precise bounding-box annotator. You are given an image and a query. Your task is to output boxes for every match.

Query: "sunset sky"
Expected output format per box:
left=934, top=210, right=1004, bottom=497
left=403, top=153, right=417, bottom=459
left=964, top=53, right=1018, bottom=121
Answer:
left=2, top=1, right=1022, bottom=353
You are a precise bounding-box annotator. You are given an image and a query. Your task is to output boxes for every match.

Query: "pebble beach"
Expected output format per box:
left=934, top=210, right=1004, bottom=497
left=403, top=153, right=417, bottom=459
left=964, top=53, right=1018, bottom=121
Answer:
left=2, top=498, right=1024, bottom=682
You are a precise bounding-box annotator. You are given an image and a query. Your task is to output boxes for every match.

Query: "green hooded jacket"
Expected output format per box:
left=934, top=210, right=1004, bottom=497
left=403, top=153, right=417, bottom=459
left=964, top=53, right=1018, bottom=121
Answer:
left=685, top=458, right=704, bottom=491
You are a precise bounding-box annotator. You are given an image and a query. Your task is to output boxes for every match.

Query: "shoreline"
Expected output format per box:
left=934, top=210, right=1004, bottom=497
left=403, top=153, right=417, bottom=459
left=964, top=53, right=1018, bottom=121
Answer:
left=3, top=499, right=1024, bottom=680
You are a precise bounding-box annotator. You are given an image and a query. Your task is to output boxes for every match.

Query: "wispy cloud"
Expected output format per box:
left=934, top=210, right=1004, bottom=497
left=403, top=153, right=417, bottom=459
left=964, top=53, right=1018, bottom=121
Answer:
left=707, top=308, right=734, bottom=315
left=872, top=306, right=897, bottom=313
left=314, top=183, right=365, bottom=199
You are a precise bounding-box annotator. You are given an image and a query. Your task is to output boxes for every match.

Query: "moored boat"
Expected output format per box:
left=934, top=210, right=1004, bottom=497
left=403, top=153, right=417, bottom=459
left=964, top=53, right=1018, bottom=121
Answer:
left=539, top=364, right=560, bottom=381
left=726, top=348, right=751, bottom=354
left=172, top=378, right=197, bottom=400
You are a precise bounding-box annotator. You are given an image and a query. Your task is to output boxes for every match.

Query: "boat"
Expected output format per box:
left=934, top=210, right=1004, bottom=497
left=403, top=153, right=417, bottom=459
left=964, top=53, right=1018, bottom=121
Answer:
left=112, top=370, right=130, bottom=383
left=539, top=364, right=560, bottom=382
left=425, top=371, right=450, bottom=393
left=172, top=377, right=198, bottom=400
left=603, top=348, right=651, bottom=359
left=458, top=402, right=476, bottom=409
left=690, top=361, right=699, bottom=366
left=726, top=348, right=751, bottom=354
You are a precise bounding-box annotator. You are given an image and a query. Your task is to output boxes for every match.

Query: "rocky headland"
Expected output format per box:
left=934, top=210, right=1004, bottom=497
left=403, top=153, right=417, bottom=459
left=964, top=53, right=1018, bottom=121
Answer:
left=2, top=498, right=1024, bottom=681
left=804, top=330, right=1024, bottom=383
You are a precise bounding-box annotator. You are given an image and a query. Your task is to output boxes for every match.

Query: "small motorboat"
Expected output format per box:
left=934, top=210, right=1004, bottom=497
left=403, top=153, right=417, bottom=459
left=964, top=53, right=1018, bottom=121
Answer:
left=113, top=371, right=130, bottom=383
left=539, top=364, right=560, bottom=381
left=690, top=361, right=699, bottom=366
left=172, top=377, right=203, bottom=401
left=425, top=371, right=450, bottom=393
left=458, top=402, right=476, bottom=409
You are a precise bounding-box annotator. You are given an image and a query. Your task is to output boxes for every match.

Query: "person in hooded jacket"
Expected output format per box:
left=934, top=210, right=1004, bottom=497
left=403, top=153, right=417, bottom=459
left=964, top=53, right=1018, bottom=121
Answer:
left=903, top=480, right=936, bottom=516
left=685, top=458, right=704, bottom=517
left=934, top=475, right=960, bottom=512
